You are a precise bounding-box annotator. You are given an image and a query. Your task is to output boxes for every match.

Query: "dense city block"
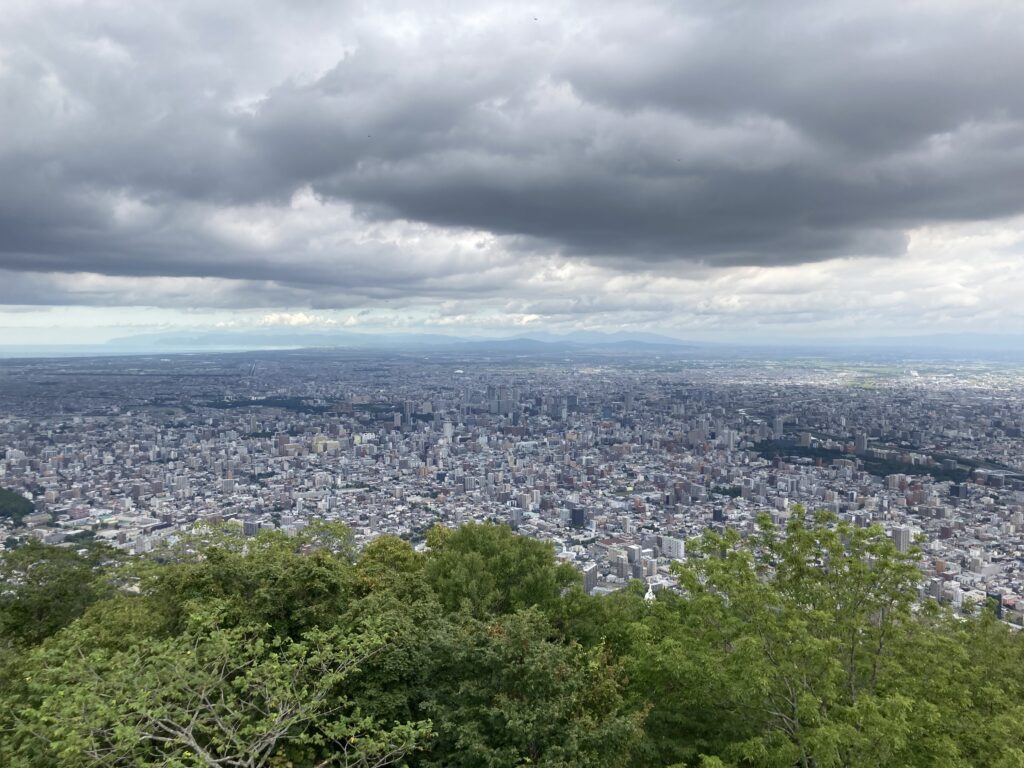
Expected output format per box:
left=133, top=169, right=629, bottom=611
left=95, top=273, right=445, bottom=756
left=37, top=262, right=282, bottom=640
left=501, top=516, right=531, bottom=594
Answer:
left=2, top=348, right=1023, bottom=620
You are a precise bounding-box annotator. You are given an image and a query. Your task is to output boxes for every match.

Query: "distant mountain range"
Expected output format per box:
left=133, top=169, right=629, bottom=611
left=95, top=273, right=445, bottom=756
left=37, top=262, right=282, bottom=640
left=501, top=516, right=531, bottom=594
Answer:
left=1, top=330, right=1023, bottom=360
left=95, top=328, right=697, bottom=353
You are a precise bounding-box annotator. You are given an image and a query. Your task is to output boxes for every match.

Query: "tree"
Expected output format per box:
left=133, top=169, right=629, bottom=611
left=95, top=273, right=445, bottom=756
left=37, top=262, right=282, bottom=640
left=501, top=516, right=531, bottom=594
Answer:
left=0, top=540, right=119, bottom=648
left=418, top=608, right=644, bottom=768
left=664, top=509, right=928, bottom=767
left=355, top=535, right=425, bottom=596
left=0, top=488, right=34, bottom=527
left=424, top=523, right=578, bottom=618
left=6, top=514, right=1024, bottom=767
left=139, top=523, right=359, bottom=637
left=8, top=603, right=431, bottom=767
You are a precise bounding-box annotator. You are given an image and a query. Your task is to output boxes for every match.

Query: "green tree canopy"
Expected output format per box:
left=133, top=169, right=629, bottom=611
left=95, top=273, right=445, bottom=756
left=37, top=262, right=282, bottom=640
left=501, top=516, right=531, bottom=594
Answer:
left=0, top=488, right=34, bottom=527
left=3, top=514, right=1024, bottom=768
left=0, top=540, right=120, bottom=648
left=424, top=523, right=579, bottom=618
left=420, top=608, right=643, bottom=768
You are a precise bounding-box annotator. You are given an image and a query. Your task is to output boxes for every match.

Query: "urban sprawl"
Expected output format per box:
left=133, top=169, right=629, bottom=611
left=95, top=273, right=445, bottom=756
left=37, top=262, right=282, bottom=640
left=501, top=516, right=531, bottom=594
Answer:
left=3, top=348, right=1024, bottom=622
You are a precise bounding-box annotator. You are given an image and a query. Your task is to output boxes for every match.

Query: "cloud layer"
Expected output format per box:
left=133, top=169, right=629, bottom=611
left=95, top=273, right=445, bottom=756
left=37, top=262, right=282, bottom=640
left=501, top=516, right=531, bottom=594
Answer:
left=2, top=0, right=1024, bottom=336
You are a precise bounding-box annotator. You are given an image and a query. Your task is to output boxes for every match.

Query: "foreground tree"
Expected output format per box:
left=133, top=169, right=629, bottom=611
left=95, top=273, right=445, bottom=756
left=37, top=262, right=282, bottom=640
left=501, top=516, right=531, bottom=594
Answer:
left=5, top=516, right=1024, bottom=767
left=8, top=602, right=430, bottom=768
left=424, top=523, right=579, bottom=618
left=419, top=608, right=644, bottom=768
left=140, top=522, right=359, bottom=637
left=0, top=540, right=119, bottom=648
left=641, top=509, right=964, bottom=768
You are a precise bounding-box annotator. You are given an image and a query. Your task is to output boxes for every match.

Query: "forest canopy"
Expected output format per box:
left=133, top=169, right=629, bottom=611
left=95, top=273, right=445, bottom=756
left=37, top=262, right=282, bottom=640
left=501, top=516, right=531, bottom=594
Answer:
left=2, top=513, right=1023, bottom=767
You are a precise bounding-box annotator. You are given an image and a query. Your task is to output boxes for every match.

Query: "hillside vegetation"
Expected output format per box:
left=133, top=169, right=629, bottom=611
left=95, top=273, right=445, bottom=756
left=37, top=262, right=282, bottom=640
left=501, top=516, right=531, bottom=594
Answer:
left=0, top=488, right=34, bottom=526
left=1, top=513, right=1023, bottom=767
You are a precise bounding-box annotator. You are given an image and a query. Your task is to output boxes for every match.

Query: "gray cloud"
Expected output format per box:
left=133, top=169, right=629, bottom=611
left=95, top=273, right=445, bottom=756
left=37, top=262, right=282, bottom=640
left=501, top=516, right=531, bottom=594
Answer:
left=1, top=0, right=1024, bottom=308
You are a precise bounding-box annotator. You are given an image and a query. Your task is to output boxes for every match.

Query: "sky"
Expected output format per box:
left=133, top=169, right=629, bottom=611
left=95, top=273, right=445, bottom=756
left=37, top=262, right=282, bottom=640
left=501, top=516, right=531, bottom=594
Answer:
left=3, top=0, right=1024, bottom=345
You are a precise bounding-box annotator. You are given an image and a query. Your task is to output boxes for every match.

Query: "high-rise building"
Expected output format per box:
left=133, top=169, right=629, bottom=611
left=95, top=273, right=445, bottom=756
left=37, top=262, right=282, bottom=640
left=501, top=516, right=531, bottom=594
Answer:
left=660, top=535, right=685, bottom=560
left=892, top=525, right=911, bottom=553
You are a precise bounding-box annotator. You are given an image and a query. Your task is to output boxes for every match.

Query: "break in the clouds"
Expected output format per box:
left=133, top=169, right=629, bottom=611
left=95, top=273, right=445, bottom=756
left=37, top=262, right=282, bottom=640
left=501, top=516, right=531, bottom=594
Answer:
left=2, top=0, right=1024, bottom=338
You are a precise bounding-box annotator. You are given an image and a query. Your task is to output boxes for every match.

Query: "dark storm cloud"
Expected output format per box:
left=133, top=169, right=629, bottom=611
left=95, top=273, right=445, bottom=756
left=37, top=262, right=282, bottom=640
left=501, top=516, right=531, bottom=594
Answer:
left=2, top=0, right=1024, bottom=302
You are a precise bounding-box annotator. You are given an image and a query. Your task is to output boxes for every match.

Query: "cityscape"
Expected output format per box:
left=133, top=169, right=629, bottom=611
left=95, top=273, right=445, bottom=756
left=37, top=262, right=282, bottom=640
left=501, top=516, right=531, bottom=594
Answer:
left=6, top=0, right=1024, bottom=762
left=4, top=345, right=1023, bottom=621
